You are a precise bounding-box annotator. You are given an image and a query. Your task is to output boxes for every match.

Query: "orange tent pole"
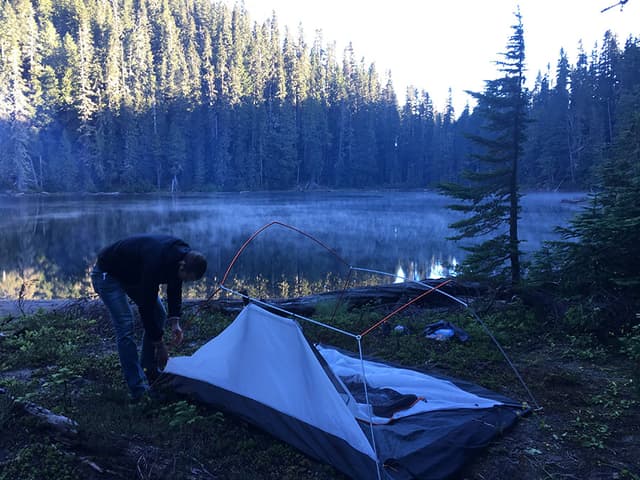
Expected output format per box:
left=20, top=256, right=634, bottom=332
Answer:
left=359, top=278, right=453, bottom=338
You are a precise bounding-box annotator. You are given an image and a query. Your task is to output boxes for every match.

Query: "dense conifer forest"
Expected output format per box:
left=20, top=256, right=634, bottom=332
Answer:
left=1, top=4, right=640, bottom=478
left=0, top=0, right=638, bottom=193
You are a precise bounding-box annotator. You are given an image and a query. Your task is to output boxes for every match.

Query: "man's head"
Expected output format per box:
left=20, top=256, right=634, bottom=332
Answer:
left=178, top=251, right=207, bottom=282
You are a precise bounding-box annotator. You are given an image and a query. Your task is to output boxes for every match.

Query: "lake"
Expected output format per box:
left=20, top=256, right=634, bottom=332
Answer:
left=0, top=191, right=586, bottom=299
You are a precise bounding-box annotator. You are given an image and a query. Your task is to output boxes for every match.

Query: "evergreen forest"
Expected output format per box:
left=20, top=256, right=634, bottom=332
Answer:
left=1, top=0, right=639, bottom=193
left=1, top=3, right=640, bottom=478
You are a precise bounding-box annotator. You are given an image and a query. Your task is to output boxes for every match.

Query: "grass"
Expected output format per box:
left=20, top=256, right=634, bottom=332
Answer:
left=0, top=300, right=639, bottom=479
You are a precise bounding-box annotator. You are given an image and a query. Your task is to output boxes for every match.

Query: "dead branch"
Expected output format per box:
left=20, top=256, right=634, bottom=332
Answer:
left=601, top=0, right=630, bottom=13
left=0, top=386, right=78, bottom=436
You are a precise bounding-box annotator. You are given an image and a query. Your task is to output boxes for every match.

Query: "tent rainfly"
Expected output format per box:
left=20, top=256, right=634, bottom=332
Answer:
left=164, top=303, right=527, bottom=480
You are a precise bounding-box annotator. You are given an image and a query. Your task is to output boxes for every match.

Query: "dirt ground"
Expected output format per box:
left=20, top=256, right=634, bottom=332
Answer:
left=1, top=301, right=639, bottom=480
left=458, top=350, right=640, bottom=480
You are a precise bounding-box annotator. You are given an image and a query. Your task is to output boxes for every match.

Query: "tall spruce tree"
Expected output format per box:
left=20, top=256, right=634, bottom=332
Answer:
left=525, top=50, right=572, bottom=189
left=0, top=0, right=41, bottom=191
left=567, top=42, right=595, bottom=186
left=437, top=88, right=457, bottom=183
left=439, top=11, right=527, bottom=285
left=69, top=0, right=99, bottom=190
left=375, top=71, right=400, bottom=185
left=398, top=87, right=420, bottom=184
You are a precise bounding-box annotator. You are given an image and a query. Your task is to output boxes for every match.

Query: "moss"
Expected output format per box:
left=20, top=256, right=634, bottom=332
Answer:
left=0, top=443, right=78, bottom=480
left=0, top=303, right=638, bottom=479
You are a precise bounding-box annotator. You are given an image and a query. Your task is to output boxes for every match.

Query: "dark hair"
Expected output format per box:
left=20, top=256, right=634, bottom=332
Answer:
left=183, top=251, right=207, bottom=279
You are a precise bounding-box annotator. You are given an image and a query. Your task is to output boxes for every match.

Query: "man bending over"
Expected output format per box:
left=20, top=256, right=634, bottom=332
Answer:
left=92, top=234, right=207, bottom=402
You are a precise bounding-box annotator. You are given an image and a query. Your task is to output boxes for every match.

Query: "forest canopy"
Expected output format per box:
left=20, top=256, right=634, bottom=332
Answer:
left=0, top=0, right=638, bottom=193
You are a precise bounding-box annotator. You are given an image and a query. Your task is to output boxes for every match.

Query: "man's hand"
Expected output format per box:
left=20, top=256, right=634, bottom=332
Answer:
left=169, top=316, right=183, bottom=346
left=154, top=341, right=169, bottom=369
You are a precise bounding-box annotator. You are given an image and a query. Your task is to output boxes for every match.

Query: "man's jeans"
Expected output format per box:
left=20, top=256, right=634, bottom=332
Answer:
left=91, top=266, right=166, bottom=399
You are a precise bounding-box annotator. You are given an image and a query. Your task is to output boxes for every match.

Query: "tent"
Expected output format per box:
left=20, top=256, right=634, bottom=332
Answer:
left=164, top=302, right=528, bottom=480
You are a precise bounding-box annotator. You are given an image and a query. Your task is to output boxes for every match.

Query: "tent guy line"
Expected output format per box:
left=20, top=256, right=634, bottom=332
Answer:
left=211, top=221, right=540, bottom=410
left=218, top=284, right=359, bottom=339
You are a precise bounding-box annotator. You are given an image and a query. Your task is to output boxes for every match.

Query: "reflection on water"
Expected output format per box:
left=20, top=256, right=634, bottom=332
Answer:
left=394, top=255, right=459, bottom=283
left=0, top=191, right=585, bottom=299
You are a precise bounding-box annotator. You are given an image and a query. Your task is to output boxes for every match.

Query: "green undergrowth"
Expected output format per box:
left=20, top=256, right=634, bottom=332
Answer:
left=0, top=300, right=638, bottom=479
left=0, top=443, right=79, bottom=480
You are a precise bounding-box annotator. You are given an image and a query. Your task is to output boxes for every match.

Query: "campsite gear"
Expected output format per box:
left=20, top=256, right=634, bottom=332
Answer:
left=184, top=221, right=538, bottom=479
left=424, top=320, right=469, bottom=342
left=393, top=325, right=407, bottom=335
left=203, top=221, right=538, bottom=410
left=165, top=303, right=528, bottom=480
left=426, top=328, right=454, bottom=341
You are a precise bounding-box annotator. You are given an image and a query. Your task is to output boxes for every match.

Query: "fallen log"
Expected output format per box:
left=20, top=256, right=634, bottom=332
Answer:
left=267, top=279, right=487, bottom=316
left=0, top=279, right=487, bottom=320
left=0, top=387, right=78, bottom=436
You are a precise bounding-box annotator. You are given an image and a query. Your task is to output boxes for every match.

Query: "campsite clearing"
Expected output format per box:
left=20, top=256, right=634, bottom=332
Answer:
left=0, top=299, right=638, bottom=479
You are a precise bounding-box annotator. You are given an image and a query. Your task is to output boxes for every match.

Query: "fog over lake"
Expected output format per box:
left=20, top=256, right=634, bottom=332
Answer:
left=0, top=191, right=585, bottom=299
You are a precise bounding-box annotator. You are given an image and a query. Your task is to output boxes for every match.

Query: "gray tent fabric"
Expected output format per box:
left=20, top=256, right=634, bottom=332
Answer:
left=164, top=303, right=527, bottom=479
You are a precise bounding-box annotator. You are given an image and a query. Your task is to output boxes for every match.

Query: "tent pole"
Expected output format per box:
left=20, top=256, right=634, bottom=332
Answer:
left=218, top=285, right=360, bottom=339
left=352, top=271, right=540, bottom=410
left=357, top=336, right=383, bottom=480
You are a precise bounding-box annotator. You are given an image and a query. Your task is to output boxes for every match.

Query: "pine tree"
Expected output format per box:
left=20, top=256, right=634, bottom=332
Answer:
left=261, top=14, right=296, bottom=189
left=0, top=0, right=41, bottom=191
left=567, top=42, right=595, bottom=186
left=418, top=91, right=435, bottom=185
left=124, top=0, right=156, bottom=188
left=398, top=87, right=427, bottom=186
left=325, top=41, right=347, bottom=186
left=450, top=103, right=476, bottom=184
left=558, top=36, right=640, bottom=295
left=439, top=10, right=528, bottom=285
left=32, top=0, right=62, bottom=191
left=296, top=29, right=329, bottom=186
left=64, top=0, right=100, bottom=190
left=596, top=31, right=620, bottom=145
left=538, top=95, right=640, bottom=319
left=436, top=88, right=456, bottom=183
left=349, top=60, right=379, bottom=187
left=552, top=49, right=572, bottom=187
left=375, top=71, right=400, bottom=185
left=525, top=50, right=572, bottom=189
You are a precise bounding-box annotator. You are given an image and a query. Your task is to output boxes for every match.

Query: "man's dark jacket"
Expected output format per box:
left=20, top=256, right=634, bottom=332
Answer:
left=97, top=234, right=191, bottom=341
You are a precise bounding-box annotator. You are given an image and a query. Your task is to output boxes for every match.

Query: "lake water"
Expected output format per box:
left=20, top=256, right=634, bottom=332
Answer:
left=0, top=191, right=586, bottom=299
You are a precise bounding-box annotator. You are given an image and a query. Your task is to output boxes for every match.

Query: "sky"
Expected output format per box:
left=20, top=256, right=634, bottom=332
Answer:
left=223, top=0, right=639, bottom=114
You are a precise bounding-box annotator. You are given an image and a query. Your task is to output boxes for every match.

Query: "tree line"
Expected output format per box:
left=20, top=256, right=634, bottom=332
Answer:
left=436, top=8, right=639, bottom=346
left=0, top=0, right=638, bottom=193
